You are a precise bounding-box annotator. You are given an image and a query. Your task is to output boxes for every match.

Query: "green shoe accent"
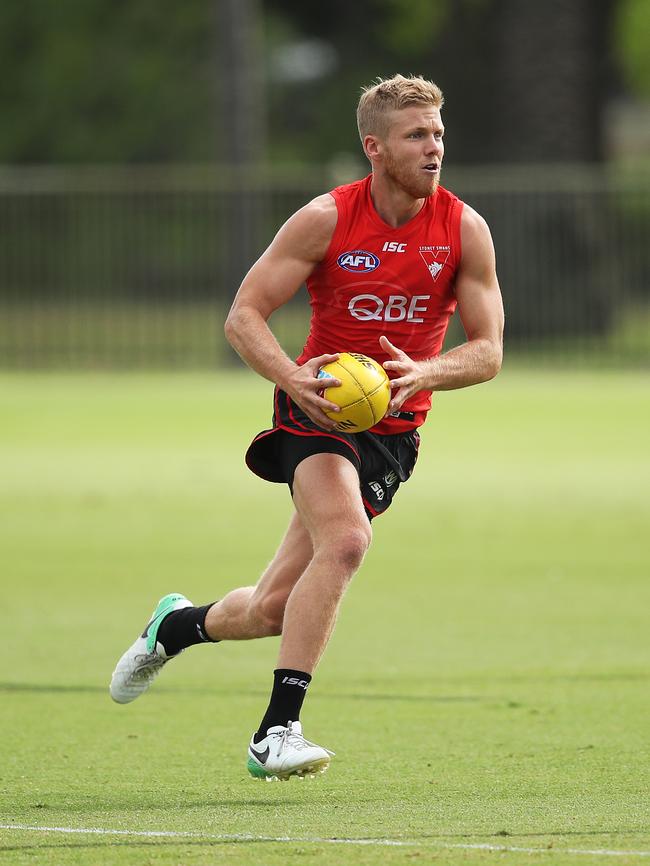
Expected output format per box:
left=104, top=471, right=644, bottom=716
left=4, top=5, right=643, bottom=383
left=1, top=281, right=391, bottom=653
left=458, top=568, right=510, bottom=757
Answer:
left=145, top=593, right=190, bottom=653
left=247, top=758, right=272, bottom=779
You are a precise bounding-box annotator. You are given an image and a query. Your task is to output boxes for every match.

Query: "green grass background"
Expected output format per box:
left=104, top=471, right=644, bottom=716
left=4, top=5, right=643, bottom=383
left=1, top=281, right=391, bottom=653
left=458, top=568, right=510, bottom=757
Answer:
left=1, top=368, right=649, bottom=865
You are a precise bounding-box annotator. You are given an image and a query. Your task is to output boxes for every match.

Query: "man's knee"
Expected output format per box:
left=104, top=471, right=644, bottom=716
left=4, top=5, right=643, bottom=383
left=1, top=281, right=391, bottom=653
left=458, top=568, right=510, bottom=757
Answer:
left=249, top=589, right=287, bottom=636
left=320, top=523, right=372, bottom=574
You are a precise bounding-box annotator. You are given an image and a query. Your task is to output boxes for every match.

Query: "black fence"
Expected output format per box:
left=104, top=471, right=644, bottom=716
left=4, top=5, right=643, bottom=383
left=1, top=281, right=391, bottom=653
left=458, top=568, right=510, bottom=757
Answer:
left=0, top=164, right=648, bottom=368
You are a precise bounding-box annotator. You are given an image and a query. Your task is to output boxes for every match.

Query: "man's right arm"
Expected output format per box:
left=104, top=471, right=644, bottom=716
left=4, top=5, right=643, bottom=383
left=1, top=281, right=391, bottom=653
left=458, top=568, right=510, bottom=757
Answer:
left=224, top=193, right=342, bottom=430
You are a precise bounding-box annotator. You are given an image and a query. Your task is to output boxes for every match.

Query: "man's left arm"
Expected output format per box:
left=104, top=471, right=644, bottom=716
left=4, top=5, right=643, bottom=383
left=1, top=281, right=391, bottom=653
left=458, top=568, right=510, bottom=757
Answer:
left=381, top=205, right=504, bottom=413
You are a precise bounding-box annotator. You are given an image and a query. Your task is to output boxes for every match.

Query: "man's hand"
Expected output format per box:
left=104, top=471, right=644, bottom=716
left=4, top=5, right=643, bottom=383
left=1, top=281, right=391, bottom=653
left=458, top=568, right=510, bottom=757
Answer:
left=283, top=353, right=342, bottom=431
left=380, top=336, right=427, bottom=415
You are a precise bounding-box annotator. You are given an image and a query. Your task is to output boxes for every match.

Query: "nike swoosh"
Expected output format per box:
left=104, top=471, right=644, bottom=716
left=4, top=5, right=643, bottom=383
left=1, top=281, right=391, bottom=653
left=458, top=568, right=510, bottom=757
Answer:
left=249, top=744, right=270, bottom=764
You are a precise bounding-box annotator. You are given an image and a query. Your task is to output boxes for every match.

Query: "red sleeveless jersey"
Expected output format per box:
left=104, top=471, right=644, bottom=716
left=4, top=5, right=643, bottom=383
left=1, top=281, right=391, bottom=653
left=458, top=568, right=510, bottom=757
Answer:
left=296, top=174, right=464, bottom=434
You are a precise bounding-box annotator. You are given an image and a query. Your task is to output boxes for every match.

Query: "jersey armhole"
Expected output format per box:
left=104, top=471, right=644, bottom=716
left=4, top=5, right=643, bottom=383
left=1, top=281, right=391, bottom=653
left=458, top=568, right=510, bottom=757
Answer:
left=450, top=197, right=464, bottom=296
left=451, top=198, right=464, bottom=266
left=320, top=189, right=346, bottom=264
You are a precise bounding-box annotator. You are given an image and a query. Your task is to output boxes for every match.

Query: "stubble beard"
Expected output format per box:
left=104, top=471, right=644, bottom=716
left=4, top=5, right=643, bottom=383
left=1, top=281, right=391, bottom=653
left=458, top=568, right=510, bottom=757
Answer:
left=384, top=149, right=440, bottom=200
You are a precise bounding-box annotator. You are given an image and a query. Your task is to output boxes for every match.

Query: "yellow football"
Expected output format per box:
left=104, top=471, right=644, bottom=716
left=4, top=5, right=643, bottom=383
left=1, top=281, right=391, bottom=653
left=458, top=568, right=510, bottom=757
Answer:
left=318, top=352, right=391, bottom=433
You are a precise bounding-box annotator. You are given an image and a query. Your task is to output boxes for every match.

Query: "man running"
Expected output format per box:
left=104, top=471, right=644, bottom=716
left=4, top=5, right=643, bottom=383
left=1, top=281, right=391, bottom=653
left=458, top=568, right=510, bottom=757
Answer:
left=110, top=74, right=504, bottom=781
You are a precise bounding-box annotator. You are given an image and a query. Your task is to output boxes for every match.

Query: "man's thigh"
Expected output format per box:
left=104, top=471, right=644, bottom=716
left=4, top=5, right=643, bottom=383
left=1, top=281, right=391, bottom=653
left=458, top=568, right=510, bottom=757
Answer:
left=292, top=453, right=371, bottom=544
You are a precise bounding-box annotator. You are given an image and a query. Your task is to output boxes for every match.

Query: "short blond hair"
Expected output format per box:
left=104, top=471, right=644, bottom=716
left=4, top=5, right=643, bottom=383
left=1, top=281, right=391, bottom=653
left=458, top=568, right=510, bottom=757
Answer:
left=357, top=74, right=444, bottom=141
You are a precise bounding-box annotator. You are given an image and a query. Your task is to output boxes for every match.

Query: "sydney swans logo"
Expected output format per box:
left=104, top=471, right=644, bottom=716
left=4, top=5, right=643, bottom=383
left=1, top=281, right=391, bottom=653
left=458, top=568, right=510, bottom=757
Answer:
left=419, top=245, right=450, bottom=282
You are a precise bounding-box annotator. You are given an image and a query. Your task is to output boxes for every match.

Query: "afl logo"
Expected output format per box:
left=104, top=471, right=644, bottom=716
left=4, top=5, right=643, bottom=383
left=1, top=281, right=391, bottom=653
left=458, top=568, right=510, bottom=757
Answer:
left=337, top=250, right=380, bottom=273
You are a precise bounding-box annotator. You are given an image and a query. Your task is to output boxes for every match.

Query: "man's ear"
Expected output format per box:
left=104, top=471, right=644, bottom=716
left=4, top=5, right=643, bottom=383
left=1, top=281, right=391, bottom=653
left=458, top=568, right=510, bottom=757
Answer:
left=363, top=134, right=382, bottom=162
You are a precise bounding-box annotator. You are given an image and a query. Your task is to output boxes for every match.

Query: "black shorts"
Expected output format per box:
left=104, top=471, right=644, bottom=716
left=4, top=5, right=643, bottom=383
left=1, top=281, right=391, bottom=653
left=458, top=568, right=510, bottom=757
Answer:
left=245, top=388, right=420, bottom=520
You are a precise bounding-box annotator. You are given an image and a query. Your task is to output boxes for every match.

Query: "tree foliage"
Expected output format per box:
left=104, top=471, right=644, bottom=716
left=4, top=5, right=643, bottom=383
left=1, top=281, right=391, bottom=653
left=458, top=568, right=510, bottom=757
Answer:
left=615, top=0, right=650, bottom=96
left=0, top=0, right=218, bottom=162
left=0, top=0, right=643, bottom=164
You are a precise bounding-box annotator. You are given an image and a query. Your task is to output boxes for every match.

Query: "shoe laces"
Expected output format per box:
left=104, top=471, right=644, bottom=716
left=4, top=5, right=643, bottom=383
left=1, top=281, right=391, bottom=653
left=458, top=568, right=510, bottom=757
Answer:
left=274, top=722, right=334, bottom=756
left=131, top=652, right=166, bottom=680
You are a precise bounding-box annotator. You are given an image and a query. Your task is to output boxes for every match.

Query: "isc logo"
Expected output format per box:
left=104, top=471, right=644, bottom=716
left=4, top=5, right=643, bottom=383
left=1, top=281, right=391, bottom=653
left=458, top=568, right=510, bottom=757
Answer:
left=381, top=241, right=407, bottom=252
left=337, top=250, right=380, bottom=273
left=282, top=676, right=310, bottom=689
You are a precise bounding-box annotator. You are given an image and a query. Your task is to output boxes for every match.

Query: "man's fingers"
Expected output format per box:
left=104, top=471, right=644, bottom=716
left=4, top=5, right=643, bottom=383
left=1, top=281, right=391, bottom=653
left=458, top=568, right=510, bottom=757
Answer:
left=308, top=388, right=342, bottom=415
left=316, top=394, right=341, bottom=413
left=307, top=408, right=339, bottom=431
left=311, top=352, right=340, bottom=371
left=316, top=375, right=342, bottom=390
left=379, top=337, right=420, bottom=414
left=379, top=335, right=404, bottom=358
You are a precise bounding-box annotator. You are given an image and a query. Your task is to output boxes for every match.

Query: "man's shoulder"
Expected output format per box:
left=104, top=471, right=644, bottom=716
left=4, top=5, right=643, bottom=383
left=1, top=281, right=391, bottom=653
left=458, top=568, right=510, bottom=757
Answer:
left=278, top=194, right=338, bottom=264
left=293, top=178, right=370, bottom=266
left=435, top=186, right=488, bottom=234
left=459, top=202, right=491, bottom=238
left=297, top=177, right=369, bottom=248
left=458, top=202, right=496, bottom=268
left=302, top=192, right=338, bottom=223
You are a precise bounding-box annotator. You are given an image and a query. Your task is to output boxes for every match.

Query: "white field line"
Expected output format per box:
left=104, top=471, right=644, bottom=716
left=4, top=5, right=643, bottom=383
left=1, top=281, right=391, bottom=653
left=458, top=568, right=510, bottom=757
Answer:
left=1, top=824, right=650, bottom=858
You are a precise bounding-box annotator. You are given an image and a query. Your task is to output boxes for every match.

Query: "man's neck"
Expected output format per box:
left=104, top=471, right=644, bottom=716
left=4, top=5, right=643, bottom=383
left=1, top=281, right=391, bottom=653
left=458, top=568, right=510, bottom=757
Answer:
left=369, top=175, right=428, bottom=228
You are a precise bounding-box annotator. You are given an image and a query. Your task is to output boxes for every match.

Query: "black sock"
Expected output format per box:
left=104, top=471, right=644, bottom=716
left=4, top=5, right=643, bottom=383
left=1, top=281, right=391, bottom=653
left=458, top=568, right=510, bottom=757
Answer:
left=254, top=669, right=312, bottom=742
left=156, top=603, right=218, bottom=656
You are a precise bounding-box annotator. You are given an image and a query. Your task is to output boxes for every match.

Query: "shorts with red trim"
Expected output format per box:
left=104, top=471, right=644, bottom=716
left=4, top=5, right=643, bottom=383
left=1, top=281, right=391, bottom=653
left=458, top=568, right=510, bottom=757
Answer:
left=245, top=388, right=420, bottom=520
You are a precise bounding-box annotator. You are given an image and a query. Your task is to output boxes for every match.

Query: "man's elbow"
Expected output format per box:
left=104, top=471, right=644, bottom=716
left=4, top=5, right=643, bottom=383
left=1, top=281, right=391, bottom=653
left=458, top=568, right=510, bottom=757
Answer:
left=224, top=305, right=247, bottom=350
left=484, top=340, right=503, bottom=381
left=224, top=309, right=238, bottom=347
left=475, top=337, right=502, bottom=383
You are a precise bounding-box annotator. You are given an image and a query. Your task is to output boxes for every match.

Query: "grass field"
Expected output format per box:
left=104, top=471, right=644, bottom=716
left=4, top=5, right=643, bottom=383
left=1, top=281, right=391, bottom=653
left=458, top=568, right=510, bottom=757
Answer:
left=1, top=368, right=649, bottom=865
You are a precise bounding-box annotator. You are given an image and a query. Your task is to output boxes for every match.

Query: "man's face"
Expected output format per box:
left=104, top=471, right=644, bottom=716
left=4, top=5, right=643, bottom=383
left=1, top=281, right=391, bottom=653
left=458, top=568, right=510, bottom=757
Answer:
left=375, top=105, right=445, bottom=198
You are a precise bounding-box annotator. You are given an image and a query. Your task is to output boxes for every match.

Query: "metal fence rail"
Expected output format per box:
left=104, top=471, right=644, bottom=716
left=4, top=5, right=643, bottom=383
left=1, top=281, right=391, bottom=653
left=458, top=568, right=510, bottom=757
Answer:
left=0, top=164, right=648, bottom=368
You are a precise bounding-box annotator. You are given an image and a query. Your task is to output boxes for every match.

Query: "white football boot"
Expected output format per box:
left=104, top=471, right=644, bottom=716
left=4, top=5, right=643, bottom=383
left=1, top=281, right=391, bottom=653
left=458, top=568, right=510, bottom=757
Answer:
left=109, top=593, right=193, bottom=704
left=247, top=721, right=334, bottom=781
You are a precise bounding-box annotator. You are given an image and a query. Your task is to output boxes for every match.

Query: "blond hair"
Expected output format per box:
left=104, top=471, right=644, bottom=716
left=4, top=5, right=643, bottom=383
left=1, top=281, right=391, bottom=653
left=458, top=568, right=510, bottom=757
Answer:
left=357, top=74, right=444, bottom=141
